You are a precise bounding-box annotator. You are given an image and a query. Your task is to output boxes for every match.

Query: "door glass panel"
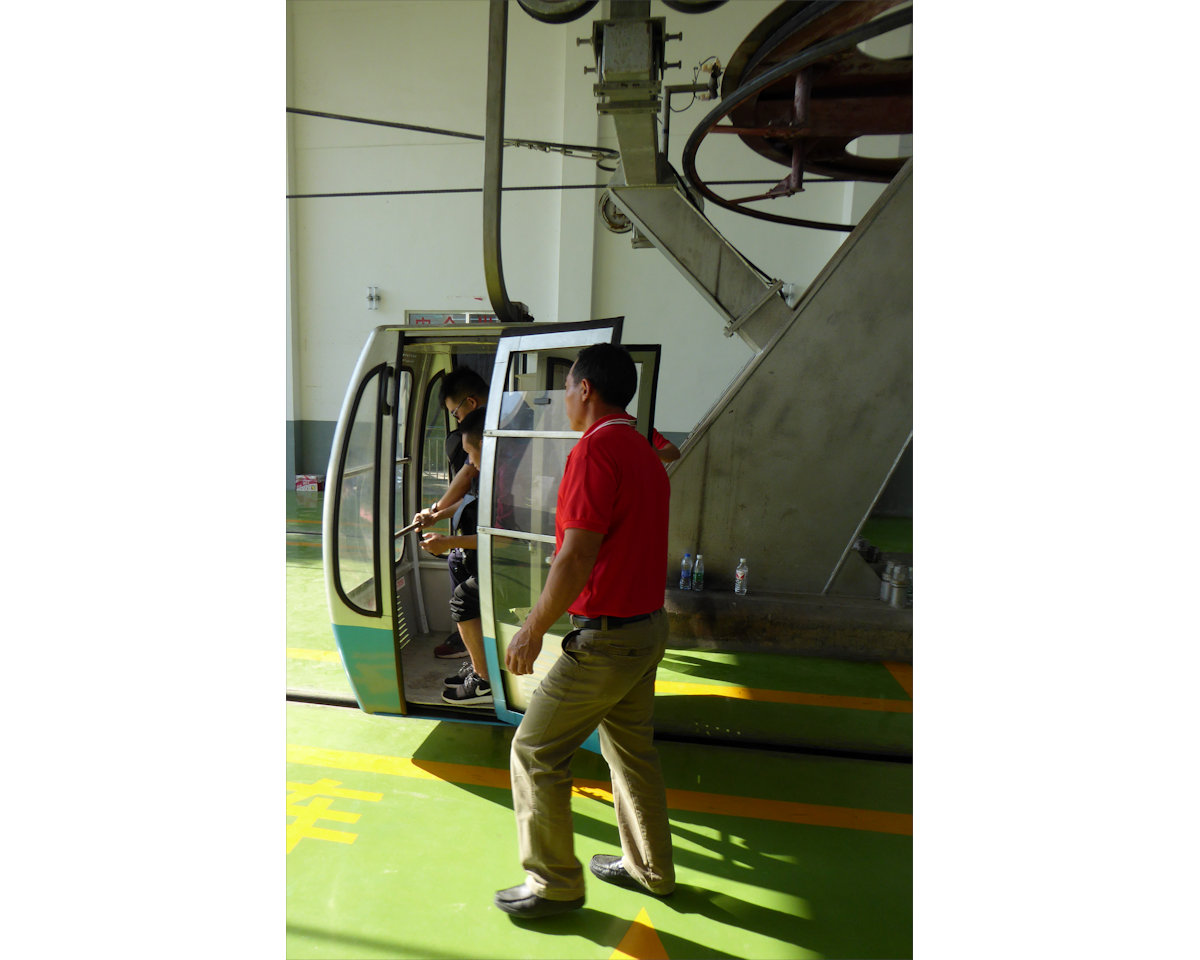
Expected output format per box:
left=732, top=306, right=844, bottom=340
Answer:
left=491, top=435, right=575, bottom=536
left=498, top=348, right=585, bottom=433
left=337, top=368, right=382, bottom=613
left=489, top=534, right=572, bottom=711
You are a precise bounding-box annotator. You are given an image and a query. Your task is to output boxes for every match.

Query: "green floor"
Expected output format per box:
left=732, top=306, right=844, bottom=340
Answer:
left=287, top=492, right=912, bottom=957
left=858, top=517, right=913, bottom=555
left=287, top=702, right=912, bottom=959
left=287, top=491, right=353, bottom=697
left=653, top=649, right=912, bottom=756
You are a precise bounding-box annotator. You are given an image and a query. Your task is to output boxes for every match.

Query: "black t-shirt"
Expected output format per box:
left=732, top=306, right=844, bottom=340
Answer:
left=446, top=429, right=468, bottom=480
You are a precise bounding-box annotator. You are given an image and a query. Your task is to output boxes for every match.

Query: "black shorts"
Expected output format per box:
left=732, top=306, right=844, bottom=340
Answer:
left=450, top=575, right=480, bottom=623
left=448, top=547, right=476, bottom=588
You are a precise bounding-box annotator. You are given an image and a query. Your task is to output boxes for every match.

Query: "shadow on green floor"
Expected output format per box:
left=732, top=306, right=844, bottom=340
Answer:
left=404, top=716, right=910, bottom=959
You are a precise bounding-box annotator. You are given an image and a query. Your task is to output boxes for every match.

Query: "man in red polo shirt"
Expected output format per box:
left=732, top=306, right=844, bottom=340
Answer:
left=494, top=343, right=674, bottom=920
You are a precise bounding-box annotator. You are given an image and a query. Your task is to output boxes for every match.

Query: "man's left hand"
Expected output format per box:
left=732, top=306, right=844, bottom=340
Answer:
left=420, top=533, right=450, bottom=556
left=506, top=625, right=544, bottom=675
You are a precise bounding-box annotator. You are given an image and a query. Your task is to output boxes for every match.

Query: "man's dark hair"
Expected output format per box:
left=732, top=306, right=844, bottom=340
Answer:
left=571, top=343, right=637, bottom=408
left=440, top=367, right=489, bottom=406
left=458, top=408, right=486, bottom=449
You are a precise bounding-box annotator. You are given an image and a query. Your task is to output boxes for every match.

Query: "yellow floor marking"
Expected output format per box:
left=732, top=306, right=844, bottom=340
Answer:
left=883, top=661, right=913, bottom=697
left=287, top=647, right=341, bottom=663
left=287, top=778, right=383, bottom=803
left=289, top=745, right=513, bottom=791
left=287, top=744, right=911, bottom=835
left=288, top=518, right=322, bottom=525
left=611, top=907, right=669, bottom=960
left=287, top=540, right=322, bottom=548
left=654, top=680, right=912, bottom=714
left=286, top=778, right=383, bottom=854
left=286, top=796, right=360, bottom=853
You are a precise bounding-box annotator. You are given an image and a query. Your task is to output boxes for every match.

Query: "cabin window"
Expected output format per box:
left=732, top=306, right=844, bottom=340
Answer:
left=334, top=365, right=384, bottom=614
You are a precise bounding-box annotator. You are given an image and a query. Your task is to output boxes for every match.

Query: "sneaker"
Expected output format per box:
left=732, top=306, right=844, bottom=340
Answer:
left=444, top=660, right=473, bottom=687
left=442, top=672, right=492, bottom=705
left=434, top=633, right=467, bottom=659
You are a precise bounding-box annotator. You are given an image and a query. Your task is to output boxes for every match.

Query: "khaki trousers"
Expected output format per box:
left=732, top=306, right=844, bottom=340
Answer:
left=510, top=609, right=675, bottom=899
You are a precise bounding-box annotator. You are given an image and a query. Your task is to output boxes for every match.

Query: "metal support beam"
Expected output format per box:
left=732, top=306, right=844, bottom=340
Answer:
left=607, top=179, right=792, bottom=351
left=588, top=5, right=664, bottom=186
left=725, top=279, right=783, bottom=338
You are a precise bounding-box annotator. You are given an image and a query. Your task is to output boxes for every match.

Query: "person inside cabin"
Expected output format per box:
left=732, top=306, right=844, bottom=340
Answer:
left=650, top=428, right=680, bottom=464
left=414, top=367, right=489, bottom=661
left=418, top=408, right=492, bottom=705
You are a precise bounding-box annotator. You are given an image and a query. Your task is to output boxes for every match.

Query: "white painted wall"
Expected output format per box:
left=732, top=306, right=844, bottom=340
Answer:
left=286, top=0, right=896, bottom=439
left=288, top=0, right=572, bottom=420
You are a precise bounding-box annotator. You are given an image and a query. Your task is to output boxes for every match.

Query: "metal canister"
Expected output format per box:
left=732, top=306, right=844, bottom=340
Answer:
left=888, top=564, right=907, bottom=608
left=880, top=561, right=894, bottom=602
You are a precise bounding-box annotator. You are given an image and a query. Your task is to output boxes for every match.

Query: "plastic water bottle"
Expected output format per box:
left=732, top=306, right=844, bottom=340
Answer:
left=734, top=558, right=748, bottom=595
left=679, top=552, right=693, bottom=590
left=693, top=554, right=705, bottom=592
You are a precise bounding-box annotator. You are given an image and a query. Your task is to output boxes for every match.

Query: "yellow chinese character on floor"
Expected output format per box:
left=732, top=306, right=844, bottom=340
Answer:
left=287, top=777, right=383, bottom=853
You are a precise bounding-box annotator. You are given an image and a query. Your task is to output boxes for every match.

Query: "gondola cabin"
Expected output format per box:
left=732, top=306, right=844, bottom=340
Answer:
left=323, top=318, right=662, bottom=745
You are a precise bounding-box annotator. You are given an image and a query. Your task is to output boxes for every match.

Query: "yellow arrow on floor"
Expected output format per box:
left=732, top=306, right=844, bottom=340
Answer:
left=611, top=907, right=668, bottom=960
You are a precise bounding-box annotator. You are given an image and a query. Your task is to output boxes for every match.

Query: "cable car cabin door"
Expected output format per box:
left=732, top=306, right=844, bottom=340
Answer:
left=323, top=327, right=412, bottom=714
left=476, top=322, right=664, bottom=740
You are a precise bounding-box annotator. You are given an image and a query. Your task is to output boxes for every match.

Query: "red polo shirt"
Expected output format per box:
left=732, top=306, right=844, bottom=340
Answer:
left=556, top=414, right=670, bottom=618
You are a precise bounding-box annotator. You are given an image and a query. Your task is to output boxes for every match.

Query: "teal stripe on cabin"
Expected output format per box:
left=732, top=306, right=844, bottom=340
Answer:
left=330, top=623, right=402, bottom=714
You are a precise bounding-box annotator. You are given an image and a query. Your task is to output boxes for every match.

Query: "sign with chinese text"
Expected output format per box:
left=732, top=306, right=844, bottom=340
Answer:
left=404, top=311, right=499, bottom=326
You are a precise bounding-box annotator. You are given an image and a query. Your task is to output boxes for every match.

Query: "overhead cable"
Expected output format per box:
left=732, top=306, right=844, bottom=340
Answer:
left=286, top=178, right=848, bottom=200
left=287, top=107, right=619, bottom=163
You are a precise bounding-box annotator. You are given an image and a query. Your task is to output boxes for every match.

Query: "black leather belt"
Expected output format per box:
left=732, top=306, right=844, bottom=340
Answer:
left=569, top=611, right=656, bottom=631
